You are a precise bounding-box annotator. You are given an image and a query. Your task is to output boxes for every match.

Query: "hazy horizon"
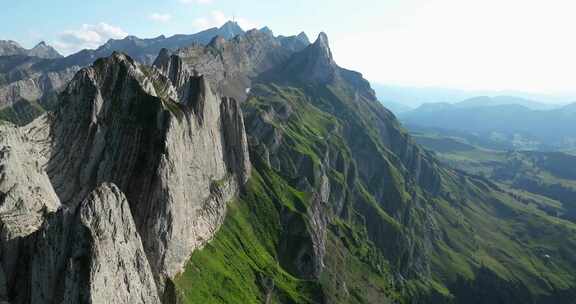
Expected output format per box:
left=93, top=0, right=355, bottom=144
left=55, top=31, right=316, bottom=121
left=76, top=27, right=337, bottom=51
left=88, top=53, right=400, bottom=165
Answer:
left=371, top=82, right=576, bottom=106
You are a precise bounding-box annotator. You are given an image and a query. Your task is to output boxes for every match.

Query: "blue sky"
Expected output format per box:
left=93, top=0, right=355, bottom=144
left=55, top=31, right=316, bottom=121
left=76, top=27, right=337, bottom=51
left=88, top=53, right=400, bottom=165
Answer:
left=1, top=0, right=359, bottom=49
left=2, top=0, right=576, bottom=95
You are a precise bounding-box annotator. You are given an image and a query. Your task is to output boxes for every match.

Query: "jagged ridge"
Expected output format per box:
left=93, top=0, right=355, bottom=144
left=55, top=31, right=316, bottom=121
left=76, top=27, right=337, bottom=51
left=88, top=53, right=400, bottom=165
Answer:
left=174, top=33, right=576, bottom=304
left=0, top=50, right=251, bottom=303
left=2, top=25, right=576, bottom=304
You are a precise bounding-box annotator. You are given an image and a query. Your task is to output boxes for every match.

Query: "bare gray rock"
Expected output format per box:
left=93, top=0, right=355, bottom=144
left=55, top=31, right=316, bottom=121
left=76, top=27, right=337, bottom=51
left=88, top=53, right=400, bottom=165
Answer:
left=36, top=53, right=250, bottom=286
left=0, top=21, right=246, bottom=115
left=0, top=25, right=307, bottom=126
left=79, top=183, right=160, bottom=304
left=155, top=28, right=297, bottom=102
left=221, top=96, right=251, bottom=184
left=0, top=122, right=59, bottom=238
left=0, top=50, right=251, bottom=303
left=18, top=184, right=160, bottom=304
left=0, top=122, right=60, bottom=302
left=0, top=66, right=79, bottom=108
left=27, top=42, right=62, bottom=60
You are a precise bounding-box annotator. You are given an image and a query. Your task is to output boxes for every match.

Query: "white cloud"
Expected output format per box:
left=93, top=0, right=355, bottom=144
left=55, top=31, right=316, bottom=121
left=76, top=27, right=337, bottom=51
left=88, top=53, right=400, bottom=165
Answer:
left=178, top=0, right=213, bottom=4
left=53, top=22, right=128, bottom=55
left=148, top=13, right=172, bottom=23
left=193, top=10, right=259, bottom=31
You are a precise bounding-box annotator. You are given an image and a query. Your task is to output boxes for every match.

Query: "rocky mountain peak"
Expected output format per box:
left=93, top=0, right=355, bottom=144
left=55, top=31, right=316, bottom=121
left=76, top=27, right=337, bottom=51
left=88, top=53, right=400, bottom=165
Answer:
left=87, top=51, right=146, bottom=90
left=260, top=26, right=274, bottom=36
left=219, top=21, right=245, bottom=38
left=311, top=32, right=334, bottom=62
left=106, top=50, right=133, bottom=64
left=274, top=32, right=338, bottom=83
left=28, top=40, right=63, bottom=58
left=297, top=31, right=311, bottom=44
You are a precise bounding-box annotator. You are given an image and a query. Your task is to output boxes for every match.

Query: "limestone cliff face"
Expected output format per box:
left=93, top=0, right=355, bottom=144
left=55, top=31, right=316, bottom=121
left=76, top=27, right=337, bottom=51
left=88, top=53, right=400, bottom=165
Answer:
left=242, top=33, right=444, bottom=284
left=0, top=123, right=59, bottom=236
left=0, top=26, right=308, bottom=127
left=0, top=21, right=244, bottom=119
left=79, top=183, right=160, bottom=304
left=0, top=122, right=60, bottom=303
left=17, top=183, right=160, bottom=304
left=0, top=51, right=250, bottom=303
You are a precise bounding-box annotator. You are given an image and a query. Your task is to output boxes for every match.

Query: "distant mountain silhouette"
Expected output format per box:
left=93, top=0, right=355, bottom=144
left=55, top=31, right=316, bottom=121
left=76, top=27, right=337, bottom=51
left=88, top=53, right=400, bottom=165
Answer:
left=401, top=101, right=576, bottom=150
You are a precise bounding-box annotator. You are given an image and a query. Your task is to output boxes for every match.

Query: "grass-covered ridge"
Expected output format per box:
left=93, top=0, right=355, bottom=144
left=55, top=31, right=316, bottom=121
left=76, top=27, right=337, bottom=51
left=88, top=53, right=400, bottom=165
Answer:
left=176, top=79, right=576, bottom=303
left=173, top=160, right=404, bottom=303
left=174, top=167, right=324, bottom=303
left=173, top=163, right=403, bottom=303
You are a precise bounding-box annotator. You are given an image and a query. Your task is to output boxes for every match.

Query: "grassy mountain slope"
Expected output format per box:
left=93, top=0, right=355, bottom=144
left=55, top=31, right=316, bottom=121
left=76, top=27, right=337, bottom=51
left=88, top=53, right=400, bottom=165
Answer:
left=165, top=32, right=576, bottom=303
left=415, top=135, right=576, bottom=224
left=172, top=73, right=576, bottom=303
left=400, top=103, right=576, bottom=151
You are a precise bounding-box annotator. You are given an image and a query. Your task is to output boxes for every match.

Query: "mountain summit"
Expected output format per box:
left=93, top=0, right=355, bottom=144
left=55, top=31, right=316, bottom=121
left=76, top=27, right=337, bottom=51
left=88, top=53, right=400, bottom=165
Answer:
left=28, top=41, right=63, bottom=58
left=273, top=32, right=339, bottom=83
left=219, top=21, right=245, bottom=37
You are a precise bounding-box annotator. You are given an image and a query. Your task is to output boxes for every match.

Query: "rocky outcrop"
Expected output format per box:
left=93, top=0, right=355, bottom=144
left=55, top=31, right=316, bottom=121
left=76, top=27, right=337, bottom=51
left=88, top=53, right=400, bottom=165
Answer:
left=0, top=66, right=79, bottom=108
left=0, top=24, right=308, bottom=126
left=78, top=183, right=160, bottom=304
left=27, top=42, right=62, bottom=59
left=241, top=32, right=445, bottom=286
left=0, top=122, right=60, bottom=303
left=307, top=193, right=328, bottom=277
left=45, top=52, right=250, bottom=284
left=0, top=51, right=251, bottom=303
left=0, top=122, right=59, bottom=237
left=156, top=28, right=299, bottom=102
left=278, top=32, right=311, bottom=53
left=15, top=183, right=161, bottom=304
left=221, top=96, right=251, bottom=184
left=0, top=22, right=247, bottom=123
left=272, top=32, right=338, bottom=84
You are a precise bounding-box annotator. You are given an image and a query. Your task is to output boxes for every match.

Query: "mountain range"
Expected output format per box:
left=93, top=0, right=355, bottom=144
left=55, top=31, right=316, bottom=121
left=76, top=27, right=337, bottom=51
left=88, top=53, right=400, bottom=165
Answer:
left=0, top=21, right=309, bottom=125
left=401, top=100, right=576, bottom=151
left=373, top=84, right=572, bottom=110
left=454, top=96, right=561, bottom=110
left=2, top=22, right=576, bottom=304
